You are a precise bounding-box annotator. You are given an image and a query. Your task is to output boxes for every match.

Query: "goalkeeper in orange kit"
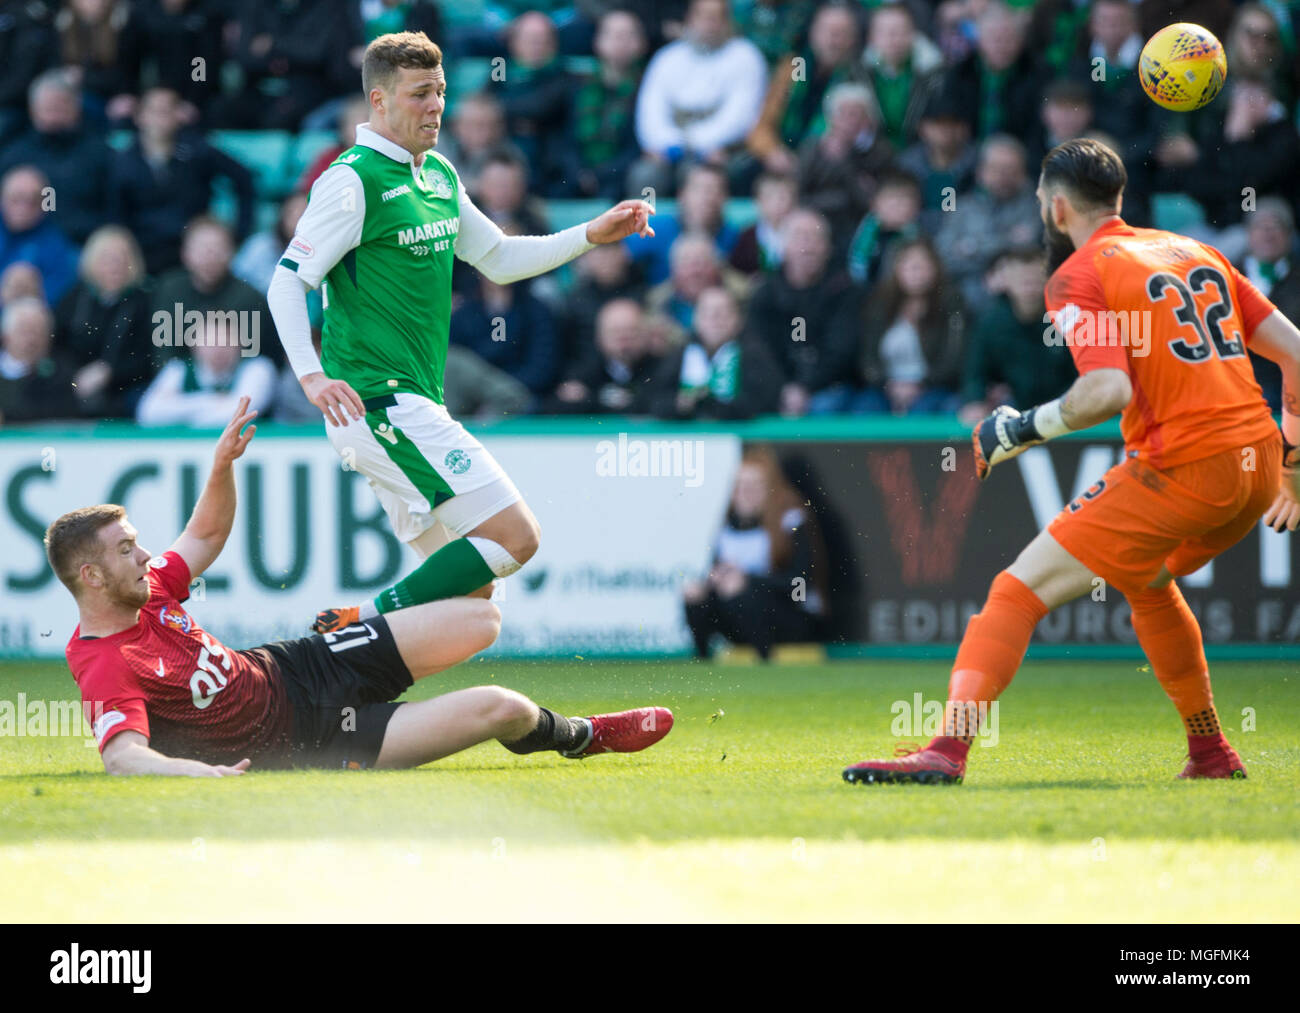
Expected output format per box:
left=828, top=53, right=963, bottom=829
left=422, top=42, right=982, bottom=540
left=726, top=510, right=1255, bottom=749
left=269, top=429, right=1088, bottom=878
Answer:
left=844, top=139, right=1300, bottom=785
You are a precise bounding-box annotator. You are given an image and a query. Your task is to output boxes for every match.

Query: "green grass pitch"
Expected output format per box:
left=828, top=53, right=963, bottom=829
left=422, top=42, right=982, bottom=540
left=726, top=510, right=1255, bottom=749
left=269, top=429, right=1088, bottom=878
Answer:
left=2, top=657, right=1297, bottom=922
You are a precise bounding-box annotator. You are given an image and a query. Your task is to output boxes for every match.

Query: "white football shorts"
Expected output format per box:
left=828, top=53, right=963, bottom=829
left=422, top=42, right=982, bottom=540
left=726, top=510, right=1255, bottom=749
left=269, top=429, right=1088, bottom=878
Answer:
left=327, top=391, right=521, bottom=543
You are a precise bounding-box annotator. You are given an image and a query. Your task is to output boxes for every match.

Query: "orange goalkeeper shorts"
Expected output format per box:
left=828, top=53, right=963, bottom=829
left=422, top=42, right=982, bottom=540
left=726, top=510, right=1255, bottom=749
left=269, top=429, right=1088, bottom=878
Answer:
left=1048, top=434, right=1282, bottom=595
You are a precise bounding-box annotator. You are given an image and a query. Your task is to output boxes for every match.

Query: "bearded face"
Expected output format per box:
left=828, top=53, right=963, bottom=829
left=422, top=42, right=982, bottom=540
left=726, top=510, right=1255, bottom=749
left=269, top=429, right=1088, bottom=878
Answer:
left=109, top=562, right=152, bottom=609
left=90, top=520, right=152, bottom=610
left=1043, top=198, right=1076, bottom=275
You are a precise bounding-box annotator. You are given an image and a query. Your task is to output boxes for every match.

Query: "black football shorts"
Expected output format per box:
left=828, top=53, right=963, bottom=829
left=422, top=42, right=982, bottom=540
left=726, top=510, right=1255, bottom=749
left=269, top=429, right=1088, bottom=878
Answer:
left=261, top=616, right=413, bottom=770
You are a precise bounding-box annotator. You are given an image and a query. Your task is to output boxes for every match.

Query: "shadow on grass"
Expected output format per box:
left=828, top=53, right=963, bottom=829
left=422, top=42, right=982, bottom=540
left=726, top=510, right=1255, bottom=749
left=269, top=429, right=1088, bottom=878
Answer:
left=0, top=756, right=619, bottom=780
left=961, top=780, right=1128, bottom=791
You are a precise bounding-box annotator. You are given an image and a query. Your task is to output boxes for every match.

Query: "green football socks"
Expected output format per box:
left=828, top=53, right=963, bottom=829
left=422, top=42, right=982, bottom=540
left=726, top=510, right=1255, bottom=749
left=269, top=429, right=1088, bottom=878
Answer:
left=374, top=537, right=497, bottom=614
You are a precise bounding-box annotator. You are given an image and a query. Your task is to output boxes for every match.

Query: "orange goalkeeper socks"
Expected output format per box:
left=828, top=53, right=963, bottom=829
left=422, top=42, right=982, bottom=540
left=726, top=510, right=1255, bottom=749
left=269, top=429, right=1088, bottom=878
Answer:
left=1127, top=582, right=1223, bottom=747
left=937, top=570, right=1048, bottom=754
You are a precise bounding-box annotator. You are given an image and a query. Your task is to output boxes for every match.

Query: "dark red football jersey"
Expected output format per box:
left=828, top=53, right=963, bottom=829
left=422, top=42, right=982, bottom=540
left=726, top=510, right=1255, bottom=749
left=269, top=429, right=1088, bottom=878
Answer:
left=66, top=551, right=292, bottom=766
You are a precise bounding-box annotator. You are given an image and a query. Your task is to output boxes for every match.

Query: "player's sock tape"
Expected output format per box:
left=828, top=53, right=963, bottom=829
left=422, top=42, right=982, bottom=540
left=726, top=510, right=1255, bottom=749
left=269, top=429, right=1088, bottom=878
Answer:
left=467, top=537, right=522, bottom=577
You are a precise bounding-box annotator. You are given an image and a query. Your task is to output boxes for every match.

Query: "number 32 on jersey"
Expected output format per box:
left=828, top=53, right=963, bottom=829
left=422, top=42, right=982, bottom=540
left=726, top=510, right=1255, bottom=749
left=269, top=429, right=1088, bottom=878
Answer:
left=1147, top=267, right=1246, bottom=363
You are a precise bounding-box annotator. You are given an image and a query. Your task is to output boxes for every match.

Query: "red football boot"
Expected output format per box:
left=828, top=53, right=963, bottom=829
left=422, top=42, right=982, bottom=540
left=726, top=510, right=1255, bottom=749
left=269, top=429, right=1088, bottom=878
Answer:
left=1179, top=739, right=1247, bottom=779
left=843, top=739, right=967, bottom=785
left=562, top=707, right=673, bottom=758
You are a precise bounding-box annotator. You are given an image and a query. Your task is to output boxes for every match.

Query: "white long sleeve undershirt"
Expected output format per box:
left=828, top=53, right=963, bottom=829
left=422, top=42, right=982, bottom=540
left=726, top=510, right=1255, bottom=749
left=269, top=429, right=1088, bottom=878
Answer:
left=267, top=267, right=322, bottom=378
left=467, top=220, right=595, bottom=286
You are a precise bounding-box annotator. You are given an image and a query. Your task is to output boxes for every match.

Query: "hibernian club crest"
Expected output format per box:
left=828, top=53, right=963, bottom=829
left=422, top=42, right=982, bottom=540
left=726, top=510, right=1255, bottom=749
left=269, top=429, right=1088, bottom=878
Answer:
left=422, top=164, right=453, bottom=200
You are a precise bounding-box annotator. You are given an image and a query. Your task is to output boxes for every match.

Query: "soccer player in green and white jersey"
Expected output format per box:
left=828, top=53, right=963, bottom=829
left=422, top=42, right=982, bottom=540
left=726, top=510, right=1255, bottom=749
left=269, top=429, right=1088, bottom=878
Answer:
left=268, top=32, right=654, bottom=633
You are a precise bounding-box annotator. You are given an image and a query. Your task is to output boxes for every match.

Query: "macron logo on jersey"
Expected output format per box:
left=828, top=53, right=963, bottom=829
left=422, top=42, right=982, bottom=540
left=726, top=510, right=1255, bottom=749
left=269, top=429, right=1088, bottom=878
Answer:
left=398, top=218, right=459, bottom=246
left=382, top=184, right=412, bottom=202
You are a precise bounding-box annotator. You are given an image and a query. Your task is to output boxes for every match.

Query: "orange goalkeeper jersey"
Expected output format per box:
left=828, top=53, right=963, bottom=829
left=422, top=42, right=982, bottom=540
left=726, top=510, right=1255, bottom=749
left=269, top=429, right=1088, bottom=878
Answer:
left=1045, top=218, right=1279, bottom=469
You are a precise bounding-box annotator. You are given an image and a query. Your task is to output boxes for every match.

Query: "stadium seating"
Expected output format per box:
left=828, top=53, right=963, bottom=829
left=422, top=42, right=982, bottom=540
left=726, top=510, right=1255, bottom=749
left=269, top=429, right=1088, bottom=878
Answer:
left=442, top=0, right=489, bottom=28
left=291, top=130, right=341, bottom=182
left=1151, top=193, right=1208, bottom=234
left=445, top=58, right=493, bottom=115
left=209, top=130, right=295, bottom=200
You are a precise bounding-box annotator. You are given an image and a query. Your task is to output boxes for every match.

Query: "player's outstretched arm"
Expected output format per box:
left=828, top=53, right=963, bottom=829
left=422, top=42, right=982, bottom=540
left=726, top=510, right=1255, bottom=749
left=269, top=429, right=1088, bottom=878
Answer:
left=455, top=185, right=654, bottom=285
left=101, top=731, right=251, bottom=777
left=584, top=199, right=656, bottom=244
left=167, top=397, right=257, bottom=579
left=1059, top=367, right=1134, bottom=429
left=1247, top=310, right=1300, bottom=530
left=973, top=368, right=1131, bottom=480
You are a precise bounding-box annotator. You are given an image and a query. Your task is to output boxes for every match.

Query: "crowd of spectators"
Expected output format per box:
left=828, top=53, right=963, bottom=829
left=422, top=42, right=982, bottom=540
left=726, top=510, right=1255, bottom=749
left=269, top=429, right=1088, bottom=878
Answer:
left=2, top=0, right=1299, bottom=428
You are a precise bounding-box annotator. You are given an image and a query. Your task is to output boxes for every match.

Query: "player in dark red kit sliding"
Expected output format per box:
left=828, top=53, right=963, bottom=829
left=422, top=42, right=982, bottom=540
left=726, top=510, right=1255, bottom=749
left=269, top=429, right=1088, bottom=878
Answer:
left=51, top=398, right=672, bottom=775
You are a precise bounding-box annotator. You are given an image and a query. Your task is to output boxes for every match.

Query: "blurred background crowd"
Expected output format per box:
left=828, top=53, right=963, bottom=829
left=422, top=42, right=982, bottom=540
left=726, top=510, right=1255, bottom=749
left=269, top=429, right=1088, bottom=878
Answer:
left=1, top=0, right=1298, bottom=431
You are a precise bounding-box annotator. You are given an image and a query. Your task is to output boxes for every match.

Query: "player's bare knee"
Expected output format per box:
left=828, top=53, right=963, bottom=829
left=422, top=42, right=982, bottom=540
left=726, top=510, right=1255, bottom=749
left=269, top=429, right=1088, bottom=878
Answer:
left=480, top=685, right=534, bottom=734
left=500, top=689, right=536, bottom=731
left=510, top=515, right=541, bottom=564
left=470, top=599, right=502, bottom=649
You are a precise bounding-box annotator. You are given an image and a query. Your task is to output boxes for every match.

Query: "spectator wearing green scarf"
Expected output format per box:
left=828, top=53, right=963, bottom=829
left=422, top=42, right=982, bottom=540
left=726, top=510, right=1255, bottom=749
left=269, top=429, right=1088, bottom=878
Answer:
left=647, top=286, right=781, bottom=419
left=745, top=3, right=868, bottom=176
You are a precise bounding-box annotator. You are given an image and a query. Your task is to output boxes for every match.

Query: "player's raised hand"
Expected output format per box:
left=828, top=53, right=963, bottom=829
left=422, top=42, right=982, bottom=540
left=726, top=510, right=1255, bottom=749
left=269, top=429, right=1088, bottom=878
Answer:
left=214, top=396, right=258, bottom=464
left=1262, top=453, right=1300, bottom=532
left=585, top=199, right=655, bottom=244
left=301, top=371, right=365, bottom=427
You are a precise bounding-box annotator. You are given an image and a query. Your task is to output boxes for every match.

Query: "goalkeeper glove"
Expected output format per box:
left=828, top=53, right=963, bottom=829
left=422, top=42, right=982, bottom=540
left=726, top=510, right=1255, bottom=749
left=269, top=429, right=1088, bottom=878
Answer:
left=972, top=401, right=1069, bottom=481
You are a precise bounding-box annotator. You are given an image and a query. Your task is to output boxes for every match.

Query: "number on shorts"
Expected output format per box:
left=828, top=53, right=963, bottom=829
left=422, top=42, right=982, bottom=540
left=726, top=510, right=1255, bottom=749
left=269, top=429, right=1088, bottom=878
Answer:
left=1067, top=479, right=1107, bottom=513
left=323, top=623, right=380, bottom=653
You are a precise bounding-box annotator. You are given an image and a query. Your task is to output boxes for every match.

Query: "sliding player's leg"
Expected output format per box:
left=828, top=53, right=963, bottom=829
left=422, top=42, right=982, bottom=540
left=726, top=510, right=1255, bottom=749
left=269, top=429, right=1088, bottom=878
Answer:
left=370, top=598, right=673, bottom=769
left=278, top=598, right=502, bottom=770
left=381, top=597, right=503, bottom=678
left=374, top=686, right=546, bottom=768
left=373, top=687, right=675, bottom=769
